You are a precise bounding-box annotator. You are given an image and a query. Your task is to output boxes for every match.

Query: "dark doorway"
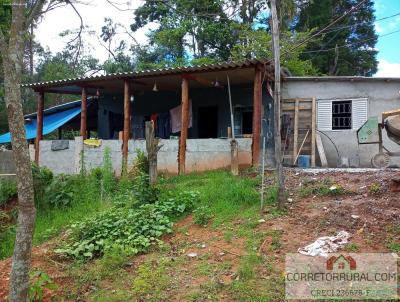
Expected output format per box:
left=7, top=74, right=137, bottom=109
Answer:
left=242, top=111, right=253, bottom=134
left=198, top=106, right=218, bottom=138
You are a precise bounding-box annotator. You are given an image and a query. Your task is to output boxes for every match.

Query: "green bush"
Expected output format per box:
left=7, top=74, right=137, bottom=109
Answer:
left=0, top=179, right=17, bottom=205
left=193, top=206, right=213, bottom=226
left=55, top=190, right=199, bottom=260
left=32, top=164, right=53, bottom=205
left=44, top=175, right=75, bottom=208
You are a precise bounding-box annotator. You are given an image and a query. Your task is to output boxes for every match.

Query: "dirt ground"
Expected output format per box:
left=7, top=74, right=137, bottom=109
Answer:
left=0, top=169, right=399, bottom=301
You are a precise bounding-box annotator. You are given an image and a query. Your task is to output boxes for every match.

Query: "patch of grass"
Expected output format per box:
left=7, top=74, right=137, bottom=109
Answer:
left=131, top=259, right=170, bottom=301
left=193, top=206, right=213, bottom=226
left=0, top=190, right=108, bottom=260
left=368, top=182, right=381, bottom=194
left=387, top=241, right=400, bottom=253
left=345, top=243, right=359, bottom=252
left=195, top=262, right=213, bottom=277
left=160, top=171, right=260, bottom=226
left=0, top=179, right=17, bottom=205
left=238, top=254, right=262, bottom=281
left=229, top=280, right=272, bottom=302
left=223, top=230, right=234, bottom=243
left=299, top=183, right=348, bottom=197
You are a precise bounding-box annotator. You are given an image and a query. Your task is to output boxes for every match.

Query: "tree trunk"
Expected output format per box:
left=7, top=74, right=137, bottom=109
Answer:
left=0, top=1, right=39, bottom=301
left=270, top=0, right=286, bottom=208
left=145, top=121, right=161, bottom=185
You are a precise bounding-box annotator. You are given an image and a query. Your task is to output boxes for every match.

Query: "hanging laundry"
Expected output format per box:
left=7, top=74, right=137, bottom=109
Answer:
left=150, top=113, right=158, bottom=129
left=170, top=100, right=192, bottom=133
left=157, top=112, right=171, bottom=139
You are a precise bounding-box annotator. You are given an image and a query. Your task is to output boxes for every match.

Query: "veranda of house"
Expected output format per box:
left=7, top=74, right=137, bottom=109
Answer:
left=20, top=59, right=275, bottom=174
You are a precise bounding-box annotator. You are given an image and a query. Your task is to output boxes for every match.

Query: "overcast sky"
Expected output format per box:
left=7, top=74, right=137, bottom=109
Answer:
left=36, top=0, right=154, bottom=62
left=35, top=0, right=400, bottom=77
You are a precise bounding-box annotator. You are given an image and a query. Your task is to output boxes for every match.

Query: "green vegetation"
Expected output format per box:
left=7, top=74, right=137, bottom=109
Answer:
left=345, top=243, right=359, bottom=252
left=161, top=171, right=260, bottom=226
left=131, top=259, right=170, bottom=300
left=0, top=155, right=114, bottom=259
left=0, top=179, right=17, bottom=205
left=299, top=182, right=348, bottom=197
left=55, top=190, right=197, bottom=259
left=193, top=206, right=213, bottom=226
left=368, top=182, right=381, bottom=194
left=28, top=270, right=57, bottom=302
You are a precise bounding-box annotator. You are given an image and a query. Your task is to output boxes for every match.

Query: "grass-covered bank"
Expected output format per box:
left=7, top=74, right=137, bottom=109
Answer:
left=57, top=170, right=284, bottom=301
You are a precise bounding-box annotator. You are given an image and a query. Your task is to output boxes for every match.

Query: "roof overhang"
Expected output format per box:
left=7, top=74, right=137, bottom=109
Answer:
left=23, top=59, right=274, bottom=95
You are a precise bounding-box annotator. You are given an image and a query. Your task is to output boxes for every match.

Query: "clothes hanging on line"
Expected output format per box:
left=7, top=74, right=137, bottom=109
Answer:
left=157, top=112, right=171, bottom=139
left=170, top=100, right=192, bottom=133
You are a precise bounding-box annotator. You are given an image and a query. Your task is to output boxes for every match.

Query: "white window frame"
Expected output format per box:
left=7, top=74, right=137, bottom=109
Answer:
left=317, top=98, right=368, bottom=132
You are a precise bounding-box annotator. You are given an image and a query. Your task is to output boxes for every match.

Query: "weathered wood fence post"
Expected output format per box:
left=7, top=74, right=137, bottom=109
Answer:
left=145, top=121, right=162, bottom=185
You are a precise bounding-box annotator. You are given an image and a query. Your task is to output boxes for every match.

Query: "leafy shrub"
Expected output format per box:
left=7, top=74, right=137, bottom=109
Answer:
left=101, top=147, right=115, bottom=194
left=193, top=206, right=213, bottom=226
left=0, top=179, right=17, bottom=205
left=368, top=182, right=381, bottom=194
left=128, top=149, right=149, bottom=177
left=132, top=171, right=159, bottom=204
left=0, top=210, right=10, bottom=233
left=55, top=190, right=199, bottom=259
left=29, top=270, right=58, bottom=302
left=32, top=164, right=53, bottom=205
left=44, top=175, right=75, bottom=207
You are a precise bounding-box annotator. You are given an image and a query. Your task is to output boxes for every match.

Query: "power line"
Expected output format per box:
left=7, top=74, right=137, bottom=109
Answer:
left=279, top=0, right=369, bottom=58
left=322, top=11, right=400, bottom=35
left=301, top=28, right=400, bottom=54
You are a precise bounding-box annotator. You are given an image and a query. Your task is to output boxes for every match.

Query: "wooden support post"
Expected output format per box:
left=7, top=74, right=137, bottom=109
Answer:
left=293, top=99, right=299, bottom=164
left=231, top=139, right=239, bottom=176
left=146, top=121, right=161, bottom=185
left=80, top=87, right=87, bottom=139
left=178, top=77, right=189, bottom=175
left=271, top=0, right=286, bottom=208
left=252, top=65, right=262, bottom=167
left=227, top=127, right=232, bottom=139
left=311, top=97, right=316, bottom=167
left=122, top=80, right=131, bottom=172
left=34, top=92, right=44, bottom=164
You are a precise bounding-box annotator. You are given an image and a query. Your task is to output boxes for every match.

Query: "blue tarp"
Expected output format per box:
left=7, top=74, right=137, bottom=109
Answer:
left=0, top=106, right=81, bottom=144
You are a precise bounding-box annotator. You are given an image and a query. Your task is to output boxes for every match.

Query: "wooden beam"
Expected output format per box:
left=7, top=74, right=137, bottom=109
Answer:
left=80, top=87, right=87, bottom=139
left=316, top=133, right=328, bottom=167
left=252, top=64, right=263, bottom=166
left=122, top=80, right=131, bottom=172
left=178, top=77, right=189, bottom=175
left=311, top=97, right=316, bottom=167
left=34, top=92, right=44, bottom=164
left=293, top=99, right=299, bottom=165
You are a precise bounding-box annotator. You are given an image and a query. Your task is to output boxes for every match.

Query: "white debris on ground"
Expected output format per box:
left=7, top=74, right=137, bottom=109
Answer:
left=297, top=168, right=400, bottom=174
left=298, top=231, right=351, bottom=257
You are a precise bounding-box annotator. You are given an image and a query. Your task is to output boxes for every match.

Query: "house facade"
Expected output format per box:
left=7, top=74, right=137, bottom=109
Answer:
left=1, top=62, right=400, bottom=175
left=283, top=77, right=400, bottom=167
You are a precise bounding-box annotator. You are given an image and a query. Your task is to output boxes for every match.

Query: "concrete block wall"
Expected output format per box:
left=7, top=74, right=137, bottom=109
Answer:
left=33, top=138, right=252, bottom=175
left=283, top=79, right=400, bottom=167
left=0, top=150, right=16, bottom=179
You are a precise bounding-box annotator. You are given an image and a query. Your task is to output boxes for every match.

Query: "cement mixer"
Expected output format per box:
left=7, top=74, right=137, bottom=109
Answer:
left=357, top=109, right=400, bottom=168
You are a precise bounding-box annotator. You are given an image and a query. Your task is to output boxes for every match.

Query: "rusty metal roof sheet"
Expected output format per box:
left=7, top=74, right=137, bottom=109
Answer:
left=23, top=58, right=270, bottom=89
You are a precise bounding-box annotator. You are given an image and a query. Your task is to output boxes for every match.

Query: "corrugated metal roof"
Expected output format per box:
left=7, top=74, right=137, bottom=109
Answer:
left=286, top=76, right=400, bottom=82
left=23, top=59, right=269, bottom=89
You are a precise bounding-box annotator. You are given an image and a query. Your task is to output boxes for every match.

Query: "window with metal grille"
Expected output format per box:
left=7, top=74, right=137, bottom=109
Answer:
left=332, top=100, right=352, bottom=130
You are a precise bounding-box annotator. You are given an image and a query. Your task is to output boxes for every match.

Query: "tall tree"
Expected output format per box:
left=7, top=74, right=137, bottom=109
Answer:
left=0, top=1, right=46, bottom=300
left=0, top=0, right=84, bottom=300
left=295, top=0, right=378, bottom=76
left=270, top=0, right=286, bottom=208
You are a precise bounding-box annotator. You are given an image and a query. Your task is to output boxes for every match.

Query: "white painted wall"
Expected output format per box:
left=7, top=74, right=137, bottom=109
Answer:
left=32, top=138, right=252, bottom=175
left=283, top=79, right=400, bottom=167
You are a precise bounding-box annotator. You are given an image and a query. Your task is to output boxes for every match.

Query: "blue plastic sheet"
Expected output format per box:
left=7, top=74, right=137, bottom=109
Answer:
left=0, top=106, right=81, bottom=144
